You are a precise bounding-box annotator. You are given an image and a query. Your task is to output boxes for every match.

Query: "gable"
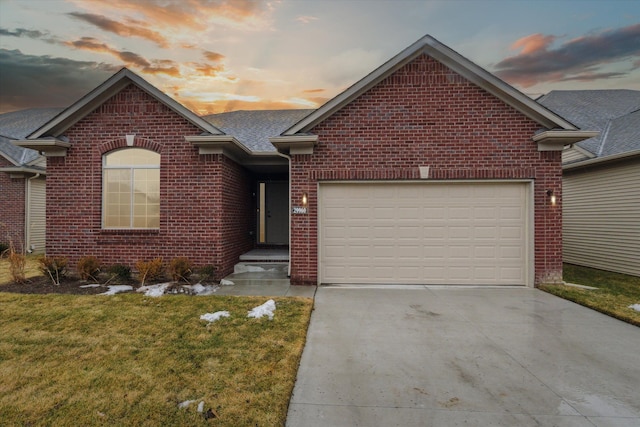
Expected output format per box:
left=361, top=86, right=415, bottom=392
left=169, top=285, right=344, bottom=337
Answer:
left=27, top=68, right=222, bottom=140
left=285, top=35, right=577, bottom=136
left=311, top=54, right=538, bottom=138
left=65, top=84, right=204, bottom=144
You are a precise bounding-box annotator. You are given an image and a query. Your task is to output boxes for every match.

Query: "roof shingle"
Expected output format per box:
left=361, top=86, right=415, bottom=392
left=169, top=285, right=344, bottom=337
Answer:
left=203, top=109, right=314, bottom=152
left=537, top=90, right=640, bottom=158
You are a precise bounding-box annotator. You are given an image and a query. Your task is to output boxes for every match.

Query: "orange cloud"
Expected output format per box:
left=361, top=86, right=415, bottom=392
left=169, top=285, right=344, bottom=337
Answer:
left=191, top=62, right=226, bottom=77
left=203, top=50, right=225, bottom=62
left=68, top=12, right=169, bottom=47
left=78, top=0, right=268, bottom=32
left=511, top=33, right=556, bottom=54
left=66, top=37, right=180, bottom=76
left=181, top=98, right=317, bottom=116
left=302, top=88, right=325, bottom=93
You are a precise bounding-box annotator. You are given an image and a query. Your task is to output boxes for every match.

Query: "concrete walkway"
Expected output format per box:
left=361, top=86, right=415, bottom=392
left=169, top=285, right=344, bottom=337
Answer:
left=287, top=286, right=640, bottom=426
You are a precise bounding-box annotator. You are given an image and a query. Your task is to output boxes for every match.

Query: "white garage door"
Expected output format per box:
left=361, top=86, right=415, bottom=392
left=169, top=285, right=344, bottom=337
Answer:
left=319, top=182, right=530, bottom=285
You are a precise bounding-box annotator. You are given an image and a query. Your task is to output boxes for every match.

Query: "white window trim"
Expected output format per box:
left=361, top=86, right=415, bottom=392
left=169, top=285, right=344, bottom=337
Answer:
left=102, top=149, right=160, bottom=230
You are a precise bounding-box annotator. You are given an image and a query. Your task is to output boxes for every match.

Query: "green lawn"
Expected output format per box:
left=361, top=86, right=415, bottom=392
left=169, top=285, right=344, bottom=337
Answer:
left=541, top=264, right=640, bottom=327
left=0, top=293, right=313, bottom=426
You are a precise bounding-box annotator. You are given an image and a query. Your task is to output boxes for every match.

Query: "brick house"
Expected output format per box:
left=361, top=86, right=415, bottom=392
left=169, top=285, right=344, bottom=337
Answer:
left=1, top=109, right=60, bottom=253
left=15, top=35, right=595, bottom=286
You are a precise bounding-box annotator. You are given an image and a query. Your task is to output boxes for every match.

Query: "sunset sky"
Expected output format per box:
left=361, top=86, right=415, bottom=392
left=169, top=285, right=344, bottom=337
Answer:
left=0, top=0, right=639, bottom=115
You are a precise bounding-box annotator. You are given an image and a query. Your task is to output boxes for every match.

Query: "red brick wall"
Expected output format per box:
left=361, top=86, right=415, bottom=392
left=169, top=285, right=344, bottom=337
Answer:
left=46, top=84, right=253, bottom=279
left=0, top=157, right=26, bottom=251
left=289, top=54, right=562, bottom=286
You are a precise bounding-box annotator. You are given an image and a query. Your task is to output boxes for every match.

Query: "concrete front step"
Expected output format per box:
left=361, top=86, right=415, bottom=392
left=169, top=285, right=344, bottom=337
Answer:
left=233, top=262, right=288, bottom=274
left=220, top=262, right=290, bottom=287
left=239, top=248, right=289, bottom=262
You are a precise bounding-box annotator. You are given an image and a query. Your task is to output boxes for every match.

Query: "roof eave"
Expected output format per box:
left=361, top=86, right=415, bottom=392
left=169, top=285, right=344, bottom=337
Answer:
left=269, top=135, right=319, bottom=155
left=533, top=130, right=600, bottom=151
left=14, top=138, right=71, bottom=157
left=563, top=149, right=640, bottom=170
left=0, top=165, right=46, bottom=178
left=185, top=135, right=253, bottom=163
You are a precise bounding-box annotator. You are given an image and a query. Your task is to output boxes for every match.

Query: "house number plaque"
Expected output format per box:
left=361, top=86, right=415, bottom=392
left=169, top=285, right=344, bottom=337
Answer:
left=292, top=207, right=307, bottom=214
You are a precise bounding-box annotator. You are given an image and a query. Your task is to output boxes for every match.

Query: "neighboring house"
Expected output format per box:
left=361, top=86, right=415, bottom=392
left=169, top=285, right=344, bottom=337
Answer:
left=538, top=90, right=640, bottom=277
left=14, top=35, right=595, bottom=286
left=0, top=108, right=63, bottom=253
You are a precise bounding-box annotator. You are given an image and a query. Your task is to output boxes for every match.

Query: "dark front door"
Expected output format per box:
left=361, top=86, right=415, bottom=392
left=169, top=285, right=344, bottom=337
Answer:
left=258, top=181, right=289, bottom=245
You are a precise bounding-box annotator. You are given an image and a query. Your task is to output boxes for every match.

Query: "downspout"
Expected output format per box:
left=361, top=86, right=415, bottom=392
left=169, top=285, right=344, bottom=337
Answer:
left=275, top=151, right=292, bottom=277
left=25, top=173, right=41, bottom=253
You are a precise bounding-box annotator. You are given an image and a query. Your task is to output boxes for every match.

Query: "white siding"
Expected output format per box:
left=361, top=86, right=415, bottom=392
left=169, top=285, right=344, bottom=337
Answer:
left=562, top=147, right=591, bottom=164
left=563, top=159, right=640, bottom=276
left=26, top=177, right=46, bottom=254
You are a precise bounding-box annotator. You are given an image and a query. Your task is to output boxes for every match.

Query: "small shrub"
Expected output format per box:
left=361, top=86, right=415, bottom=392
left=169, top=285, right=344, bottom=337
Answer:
left=197, top=265, right=217, bottom=283
left=7, top=240, right=26, bottom=284
left=38, top=256, right=68, bottom=286
left=77, top=256, right=101, bottom=281
left=136, top=258, right=164, bottom=285
left=107, top=264, right=132, bottom=284
left=169, top=257, right=192, bottom=283
left=0, top=242, right=9, bottom=258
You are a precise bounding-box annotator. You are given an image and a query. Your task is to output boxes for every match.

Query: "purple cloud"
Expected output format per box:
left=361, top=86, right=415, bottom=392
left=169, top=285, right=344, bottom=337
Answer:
left=495, top=24, right=640, bottom=87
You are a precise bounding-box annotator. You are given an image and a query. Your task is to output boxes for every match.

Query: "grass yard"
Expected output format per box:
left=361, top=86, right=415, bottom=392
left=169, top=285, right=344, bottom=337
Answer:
left=0, top=293, right=313, bottom=426
left=541, top=264, right=640, bottom=327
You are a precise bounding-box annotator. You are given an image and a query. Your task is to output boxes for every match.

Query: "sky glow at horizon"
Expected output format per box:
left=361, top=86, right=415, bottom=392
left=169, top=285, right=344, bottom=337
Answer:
left=0, top=0, right=638, bottom=115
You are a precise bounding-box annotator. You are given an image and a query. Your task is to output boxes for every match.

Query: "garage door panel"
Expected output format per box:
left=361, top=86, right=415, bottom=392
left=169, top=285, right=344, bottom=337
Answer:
left=320, top=182, right=528, bottom=285
left=500, top=226, right=522, bottom=239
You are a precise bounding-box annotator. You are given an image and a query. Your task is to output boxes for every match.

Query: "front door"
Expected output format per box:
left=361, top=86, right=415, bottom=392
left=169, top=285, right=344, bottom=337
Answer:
left=258, top=181, right=289, bottom=245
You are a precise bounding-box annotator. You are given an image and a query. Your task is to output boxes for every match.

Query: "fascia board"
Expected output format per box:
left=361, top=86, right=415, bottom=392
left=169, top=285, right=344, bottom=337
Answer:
left=563, top=149, right=640, bottom=170
left=284, top=35, right=577, bottom=135
left=14, top=138, right=71, bottom=157
left=29, top=69, right=224, bottom=139
left=185, top=135, right=253, bottom=160
left=269, top=135, right=318, bottom=155
left=421, top=40, right=577, bottom=130
left=0, top=166, right=46, bottom=177
left=283, top=40, right=426, bottom=135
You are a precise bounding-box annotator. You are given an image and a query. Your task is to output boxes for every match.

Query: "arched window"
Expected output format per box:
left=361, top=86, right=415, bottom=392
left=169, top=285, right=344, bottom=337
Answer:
left=102, top=148, right=160, bottom=229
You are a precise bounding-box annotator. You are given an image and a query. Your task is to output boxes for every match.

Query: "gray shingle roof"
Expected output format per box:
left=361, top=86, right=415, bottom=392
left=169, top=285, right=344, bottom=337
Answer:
left=537, top=90, right=640, bottom=157
left=203, top=109, right=315, bottom=152
left=0, top=108, right=64, bottom=165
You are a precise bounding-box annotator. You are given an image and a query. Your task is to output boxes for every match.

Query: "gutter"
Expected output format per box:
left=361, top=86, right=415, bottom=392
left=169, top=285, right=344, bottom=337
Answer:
left=275, top=151, right=292, bottom=278
left=563, top=149, right=640, bottom=171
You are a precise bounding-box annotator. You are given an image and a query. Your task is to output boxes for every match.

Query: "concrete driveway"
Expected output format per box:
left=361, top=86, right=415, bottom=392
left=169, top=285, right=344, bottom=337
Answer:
left=287, top=286, right=640, bottom=426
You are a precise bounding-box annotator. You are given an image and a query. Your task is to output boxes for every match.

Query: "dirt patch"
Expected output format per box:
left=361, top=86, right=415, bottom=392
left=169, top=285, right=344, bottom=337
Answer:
left=0, top=275, right=125, bottom=295
left=0, top=275, right=217, bottom=295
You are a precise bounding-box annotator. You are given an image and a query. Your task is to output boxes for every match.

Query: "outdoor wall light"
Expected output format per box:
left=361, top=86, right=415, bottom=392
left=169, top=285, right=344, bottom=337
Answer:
left=301, top=193, right=308, bottom=206
left=546, top=189, right=556, bottom=206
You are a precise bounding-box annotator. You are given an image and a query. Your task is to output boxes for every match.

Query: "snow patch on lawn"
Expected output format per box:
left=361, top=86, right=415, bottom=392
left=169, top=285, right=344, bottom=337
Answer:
left=200, top=311, right=230, bottom=323
left=629, top=304, right=640, bottom=312
left=178, top=399, right=197, bottom=409
left=137, top=282, right=171, bottom=297
left=220, top=279, right=234, bottom=286
left=190, top=283, right=218, bottom=295
left=248, top=299, right=276, bottom=319
left=79, top=284, right=101, bottom=288
left=99, top=285, right=133, bottom=295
